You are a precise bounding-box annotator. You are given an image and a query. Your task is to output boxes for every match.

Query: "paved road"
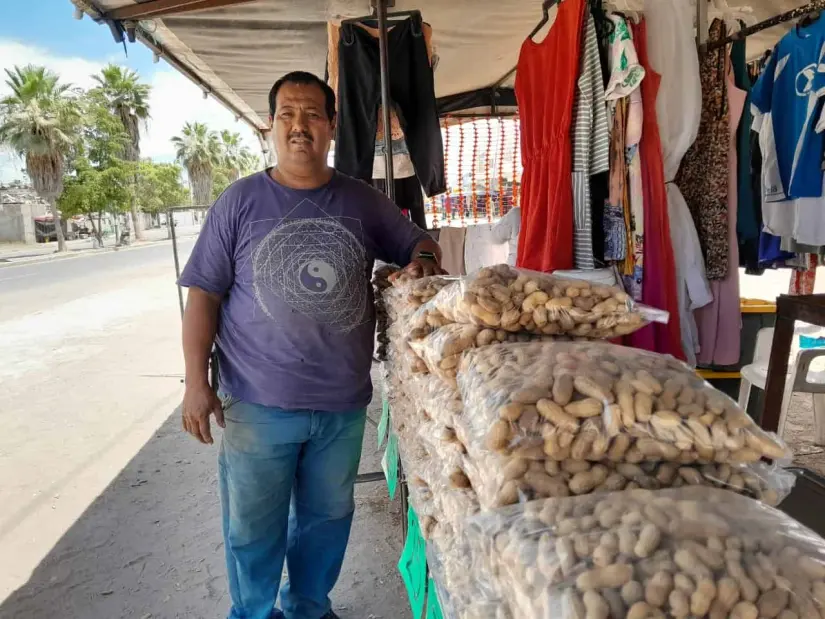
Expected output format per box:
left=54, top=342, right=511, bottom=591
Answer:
left=0, top=231, right=406, bottom=617
left=0, top=238, right=196, bottom=323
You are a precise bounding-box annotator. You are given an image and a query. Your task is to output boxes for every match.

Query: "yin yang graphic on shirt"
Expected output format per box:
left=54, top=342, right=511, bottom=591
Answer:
left=249, top=199, right=369, bottom=332
left=299, top=260, right=338, bottom=293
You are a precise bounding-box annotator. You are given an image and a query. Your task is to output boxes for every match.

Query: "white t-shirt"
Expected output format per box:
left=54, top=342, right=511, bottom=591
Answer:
left=491, top=207, right=521, bottom=266
left=754, top=109, right=825, bottom=246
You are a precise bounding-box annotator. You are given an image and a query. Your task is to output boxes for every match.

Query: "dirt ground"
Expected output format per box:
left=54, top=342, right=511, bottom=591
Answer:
left=0, top=393, right=408, bottom=619
left=0, top=245, right=409, bottom=619
left=781, top=393, right=825, bottom=475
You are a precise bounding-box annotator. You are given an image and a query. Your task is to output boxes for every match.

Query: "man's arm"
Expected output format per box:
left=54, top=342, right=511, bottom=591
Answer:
left=181, top=287, right=225, bottom=444
left=390, top=235, right=446, bottom=280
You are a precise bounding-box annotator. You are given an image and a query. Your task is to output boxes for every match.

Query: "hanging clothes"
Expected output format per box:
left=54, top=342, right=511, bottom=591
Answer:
left=789, top=254, right=818, bottom=295
left=515, top=0, right=586, bottom=272
left=625, top=79, right=645, bottom=301
left=464, top=223, right=509, bottom=274
left=625, top=18, right=685, bottom=362
left=676, top=19, right=730, bottom=281
left=603, top=14, right=643, bottom=271
left=695, top=57, right=745, bottom=367
left=371, top=177, right=427, bottom=230
left=604, top=99, right=628, bottom=263
left=751, top=17, right=825, bottom=200
left=731, top=38, right=760, bottom=264
left=327, top=21, right=434, bottom=181
left=571, top=11, right=610, bottom=270
left=754, top=108, right=825, bottom=247
left=334, top=14, right=445, bottom=197
left=438, top=226, right=467, bottom=276
left=644, top=0, right=712, bottom=366
left=372, top=137, right=416, bottom=180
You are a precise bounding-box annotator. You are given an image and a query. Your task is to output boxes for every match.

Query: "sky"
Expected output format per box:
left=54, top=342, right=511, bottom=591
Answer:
left=0, top=0, right=261, bottom=183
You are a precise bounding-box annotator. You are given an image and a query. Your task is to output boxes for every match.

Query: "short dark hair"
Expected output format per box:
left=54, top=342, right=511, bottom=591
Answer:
left=268, top=71, right=336, bottom=120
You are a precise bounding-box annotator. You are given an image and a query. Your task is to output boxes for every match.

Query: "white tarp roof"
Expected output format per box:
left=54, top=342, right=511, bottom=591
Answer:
left=71, top=0, right=813, bottom=134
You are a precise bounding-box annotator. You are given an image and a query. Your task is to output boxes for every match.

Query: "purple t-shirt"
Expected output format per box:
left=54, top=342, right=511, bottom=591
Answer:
left=179, top=170, right=427, bottom=411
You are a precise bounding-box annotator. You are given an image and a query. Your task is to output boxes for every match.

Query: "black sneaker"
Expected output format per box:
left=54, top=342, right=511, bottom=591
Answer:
left=321, top=612, right=341, bottom=619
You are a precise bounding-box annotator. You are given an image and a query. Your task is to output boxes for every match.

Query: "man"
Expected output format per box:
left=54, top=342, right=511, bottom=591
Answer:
left=179, top=71, right=442, bottom=619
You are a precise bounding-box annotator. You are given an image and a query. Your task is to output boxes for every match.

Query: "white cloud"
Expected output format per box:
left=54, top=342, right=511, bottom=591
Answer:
left=142, top=69, right=260, bottom=162
left=0, top=39, right=262, bottom=183
left=0, top=39, right=102, bottom=93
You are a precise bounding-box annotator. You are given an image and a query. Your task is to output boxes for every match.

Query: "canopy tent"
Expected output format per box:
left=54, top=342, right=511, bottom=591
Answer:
left=70, top=0, right=817, bottom=138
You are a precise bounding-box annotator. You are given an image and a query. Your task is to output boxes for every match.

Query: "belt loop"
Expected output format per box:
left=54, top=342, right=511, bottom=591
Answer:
left=410, top=12, right=423, bottom=37
left=341, top=22, right=355, bottom=46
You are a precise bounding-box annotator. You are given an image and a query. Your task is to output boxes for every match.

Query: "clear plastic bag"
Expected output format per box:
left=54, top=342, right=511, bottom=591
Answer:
left=408, top=323, right=557, bottom=387
left=453, top=341, right=790, bottom=508
left=459, top=341, right=789, bottom=463
left=405, top=373, right=463, bottom=428
left=420, top=264, right=668, bottom=339
left=461, top=487, right=825, bottom=619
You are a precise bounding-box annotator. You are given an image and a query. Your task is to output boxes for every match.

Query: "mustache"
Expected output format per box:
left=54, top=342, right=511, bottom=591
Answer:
left=288, top=131, right=313, bottom=142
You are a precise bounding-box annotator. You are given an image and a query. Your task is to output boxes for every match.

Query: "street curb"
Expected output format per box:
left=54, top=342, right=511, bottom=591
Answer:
left=0, top=234, right=199, bottom=270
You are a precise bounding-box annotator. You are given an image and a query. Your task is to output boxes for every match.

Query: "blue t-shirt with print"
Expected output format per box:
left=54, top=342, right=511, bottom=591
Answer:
left=179, top=170, right=428, bottom=412
left=751, top=18, right=825, bottom=199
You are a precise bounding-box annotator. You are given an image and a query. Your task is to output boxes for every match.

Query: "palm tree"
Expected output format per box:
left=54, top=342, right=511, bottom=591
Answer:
left=0, top=66, right=81, bottom=252
left=91, top=64, right=151, bottom=240
left=172, top=122, right=221, bottom=206
left=219, top=130, right=254, bottom=183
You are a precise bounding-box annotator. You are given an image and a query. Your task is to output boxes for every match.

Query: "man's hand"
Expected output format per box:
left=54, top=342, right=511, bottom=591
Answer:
left=390, top=258, right=447, bottom=282
left=182, top=382, right=225, bottom=445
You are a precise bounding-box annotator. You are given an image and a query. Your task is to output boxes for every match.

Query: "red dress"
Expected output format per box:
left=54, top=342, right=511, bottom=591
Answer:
left=515, top=0, right=585, bottom=272
left=627, top=20, right=685, bottom=361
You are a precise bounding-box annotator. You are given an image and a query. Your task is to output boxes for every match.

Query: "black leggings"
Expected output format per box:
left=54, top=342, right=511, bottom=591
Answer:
left=335, top=14, right=446, bottom=197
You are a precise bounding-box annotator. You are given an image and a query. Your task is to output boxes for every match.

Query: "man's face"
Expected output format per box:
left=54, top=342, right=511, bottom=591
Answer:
left=270, top=82, right=335, bottom=169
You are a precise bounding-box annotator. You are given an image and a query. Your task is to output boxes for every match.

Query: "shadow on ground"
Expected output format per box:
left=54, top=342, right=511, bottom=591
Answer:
left=0, top=404, right=407, bottom=619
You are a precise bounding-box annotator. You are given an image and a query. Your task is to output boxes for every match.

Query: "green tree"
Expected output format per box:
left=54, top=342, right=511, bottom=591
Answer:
left=0, top=65, right=82, bottom=252
left=136, top=160, right=189, bottom=215
left=172, top=121, right=221, bottom=206
left=81, top=92, right=130, bottom=169
left=211, top=165, right=231, bottom=201
left=219, top=130, right=255, bottom=183
left=59, top=157, right=133, bottom=246
left=91, top=64, right=151, bottom=240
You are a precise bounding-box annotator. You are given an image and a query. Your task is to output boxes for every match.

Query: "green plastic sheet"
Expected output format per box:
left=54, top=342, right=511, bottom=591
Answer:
left=398, top=505, right=428, bottom=619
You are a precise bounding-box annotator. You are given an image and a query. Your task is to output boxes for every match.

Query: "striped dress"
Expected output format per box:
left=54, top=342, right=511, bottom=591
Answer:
left=571, top=11, right=610, bottom=270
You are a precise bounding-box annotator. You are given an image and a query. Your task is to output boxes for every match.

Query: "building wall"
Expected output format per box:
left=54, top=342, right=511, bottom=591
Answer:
left=0, top=187, right=48, bottom=244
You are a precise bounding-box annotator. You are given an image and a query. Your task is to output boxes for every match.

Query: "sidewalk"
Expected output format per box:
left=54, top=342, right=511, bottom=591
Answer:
left=0, top=225, right=202, bottom=267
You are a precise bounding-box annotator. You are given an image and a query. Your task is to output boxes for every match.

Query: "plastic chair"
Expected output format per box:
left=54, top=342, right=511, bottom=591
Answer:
left=738, top=327, right=825, bottom=444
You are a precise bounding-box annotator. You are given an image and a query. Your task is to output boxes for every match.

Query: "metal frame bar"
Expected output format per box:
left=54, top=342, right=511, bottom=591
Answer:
left=72, top=1, right=266, bottom=134
left=696, top=0, right=709, bottom=46
left=375, top=0, right=396, bottom=202
left=703, top=0, right=825, bottom=52
left=106, top=0, right=255, bottom=20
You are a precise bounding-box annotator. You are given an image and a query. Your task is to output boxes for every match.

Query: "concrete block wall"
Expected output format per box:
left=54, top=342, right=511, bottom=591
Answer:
left=0, top=187, right=48, bottom=244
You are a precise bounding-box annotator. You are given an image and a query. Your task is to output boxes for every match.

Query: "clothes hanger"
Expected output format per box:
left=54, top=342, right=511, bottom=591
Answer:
left=340, top=9, right=423, bottom=38
left=799, top=10, right=822, bottom=28
left=528, top=0, right=563, bottom=41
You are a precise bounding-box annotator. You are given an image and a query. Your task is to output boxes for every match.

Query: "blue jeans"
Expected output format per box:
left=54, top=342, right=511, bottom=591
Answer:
left=218, top=394, right=367, bottom=619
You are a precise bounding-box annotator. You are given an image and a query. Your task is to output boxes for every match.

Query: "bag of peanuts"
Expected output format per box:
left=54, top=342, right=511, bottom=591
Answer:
left=458, top=341, right=789, bottom=465
left=450, top=341, right=790, bottom=508
left=460, top=487, right=825, bottom=619
left=413, top=264, right=668, bottom=339
left=405, top=373, right=463, bottom=428
left=408, top=323, right=551, bottom=386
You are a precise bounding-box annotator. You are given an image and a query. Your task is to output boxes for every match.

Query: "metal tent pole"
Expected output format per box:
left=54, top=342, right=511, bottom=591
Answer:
left=697, top=0, right=709, bottom=46
left=169, top=209, right=185, bottom=319
left=374, top=0, right=396, bottom=202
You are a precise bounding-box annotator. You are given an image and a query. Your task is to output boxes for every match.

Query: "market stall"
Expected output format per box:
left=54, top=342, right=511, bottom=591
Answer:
left=71, top=0, right=825, bottom=616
